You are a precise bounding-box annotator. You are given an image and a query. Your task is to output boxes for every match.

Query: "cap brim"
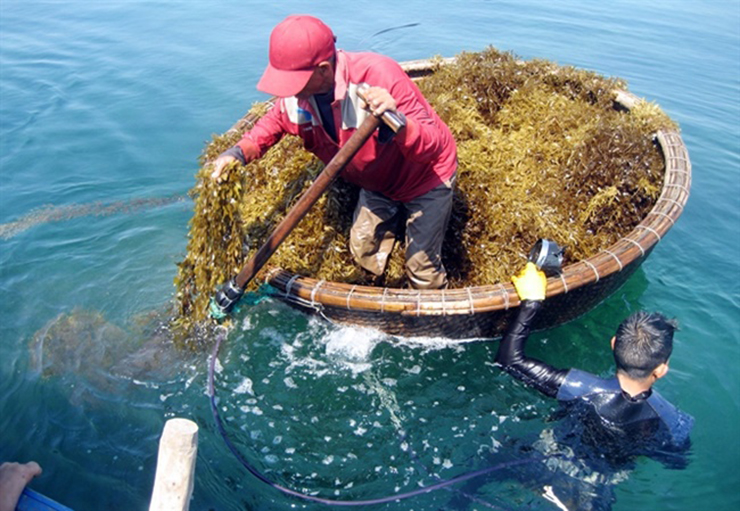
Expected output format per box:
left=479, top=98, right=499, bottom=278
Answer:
left=257, top=64, right=314, bottom=97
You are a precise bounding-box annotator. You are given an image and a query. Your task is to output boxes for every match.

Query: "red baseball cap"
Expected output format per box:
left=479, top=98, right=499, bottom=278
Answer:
left=257, top=15, right=336, bottom=97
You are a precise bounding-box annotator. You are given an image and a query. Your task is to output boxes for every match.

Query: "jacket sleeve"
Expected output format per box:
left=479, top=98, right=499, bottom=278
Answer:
left=371, top=59, right=449, bottom=165
left=495, top=300, right=568, bottom=398
left=235, top=99, right=289, bottom=160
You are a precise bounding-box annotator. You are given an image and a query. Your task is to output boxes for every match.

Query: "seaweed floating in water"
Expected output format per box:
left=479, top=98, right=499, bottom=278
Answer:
left=172, top=47, right=676, bottom=338
left=30, top=307, right=199, bottom=404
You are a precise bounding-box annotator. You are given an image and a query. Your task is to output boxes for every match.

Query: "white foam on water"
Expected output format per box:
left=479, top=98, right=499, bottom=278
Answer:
left=319, top=324, right=385, bottom=375
left=240, top=315, right=253, bottom=331
left=275, top=316, right=484, bottom=385
left=387, top=332, right=486, bottom=355
left=324, top=326, right=380, bottom=358
left=233, top=377, right=254, bottom=395
left=238, top=405, right=263, bottom=415
left=260, top=326, right=286, bottom=344
left=405, top=365, right=422, bottom=374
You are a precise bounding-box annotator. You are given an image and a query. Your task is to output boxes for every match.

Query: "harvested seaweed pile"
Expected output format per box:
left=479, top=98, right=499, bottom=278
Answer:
left=172, top=47, right=676, bottom=334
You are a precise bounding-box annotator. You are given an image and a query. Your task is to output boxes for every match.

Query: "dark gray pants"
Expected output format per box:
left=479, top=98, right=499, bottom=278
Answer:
left=349, top=177, right=454, bottom=289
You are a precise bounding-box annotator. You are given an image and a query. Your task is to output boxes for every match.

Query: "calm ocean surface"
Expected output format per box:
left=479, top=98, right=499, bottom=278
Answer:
left=1, top=1, right=738, bottom=510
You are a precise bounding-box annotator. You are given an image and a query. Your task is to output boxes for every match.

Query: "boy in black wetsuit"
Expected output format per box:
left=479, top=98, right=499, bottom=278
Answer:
left=495, top=262, right=693, bottom=509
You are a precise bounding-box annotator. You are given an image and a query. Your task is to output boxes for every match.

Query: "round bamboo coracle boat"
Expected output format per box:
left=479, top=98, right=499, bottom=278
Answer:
left=210, top=57, right=691, bottom=340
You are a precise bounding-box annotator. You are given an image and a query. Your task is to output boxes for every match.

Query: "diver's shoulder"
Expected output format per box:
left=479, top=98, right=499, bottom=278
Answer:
left=557, top=369, right=620, bottom=400
left=648, top=389, right=694, bottom=443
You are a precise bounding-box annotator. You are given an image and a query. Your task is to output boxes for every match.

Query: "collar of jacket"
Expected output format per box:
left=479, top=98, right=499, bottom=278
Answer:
left=333, top=49, right=350, bottom=103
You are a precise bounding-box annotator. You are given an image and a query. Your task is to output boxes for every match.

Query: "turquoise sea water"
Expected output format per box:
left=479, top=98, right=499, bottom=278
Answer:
left=1, top=1, right=738, bottom=510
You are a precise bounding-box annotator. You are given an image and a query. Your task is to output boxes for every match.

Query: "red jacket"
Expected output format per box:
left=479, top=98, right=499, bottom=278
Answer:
left=236, top=50, right=457, bottom=202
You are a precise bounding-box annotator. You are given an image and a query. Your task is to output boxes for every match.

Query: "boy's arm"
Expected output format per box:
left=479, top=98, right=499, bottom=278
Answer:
left=495, top=263, right=569, bottom=398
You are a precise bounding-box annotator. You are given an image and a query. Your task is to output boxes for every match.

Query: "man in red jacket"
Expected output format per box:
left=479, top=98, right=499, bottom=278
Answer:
left=211, top=15, right=457, bottom=289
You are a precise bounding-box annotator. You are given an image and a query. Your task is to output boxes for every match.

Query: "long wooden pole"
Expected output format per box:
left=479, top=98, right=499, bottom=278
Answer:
left=233, top=113, right=382, bottom=290
left=211, top=85, right=405, bottom=316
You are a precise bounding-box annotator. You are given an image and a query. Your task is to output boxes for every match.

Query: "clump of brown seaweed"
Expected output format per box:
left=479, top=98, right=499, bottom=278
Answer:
left=172, top=47, right=676, bottom=336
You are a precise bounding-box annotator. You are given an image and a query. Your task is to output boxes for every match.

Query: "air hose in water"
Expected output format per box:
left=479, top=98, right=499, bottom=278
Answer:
left=207, top=328, right=539, bottom=507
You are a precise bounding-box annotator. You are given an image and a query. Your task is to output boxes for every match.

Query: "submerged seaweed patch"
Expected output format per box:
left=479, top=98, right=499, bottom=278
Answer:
left=172, top=47, right=675, bottom=336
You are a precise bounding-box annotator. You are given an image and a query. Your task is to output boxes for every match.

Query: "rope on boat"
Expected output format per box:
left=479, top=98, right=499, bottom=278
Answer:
left=635, top=224, right=662, bottom=242
left=467, top=287, right=476, bottom=315
left=603, top=250, right=624, bottom=272
left=346, top=284, right=357, bottom=310
left=582, top=260, right=600, bottom=283
left=498, top=283, right=510, bottom=310
left=623, top=237, right=646, bottom=257
left=559, top=273, right=570, bottom=293
left=648, top=210, right=676, bottom=226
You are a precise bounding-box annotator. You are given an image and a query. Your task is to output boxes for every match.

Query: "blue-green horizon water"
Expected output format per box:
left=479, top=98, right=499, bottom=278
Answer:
left=1, top=1, right=738, bottom=510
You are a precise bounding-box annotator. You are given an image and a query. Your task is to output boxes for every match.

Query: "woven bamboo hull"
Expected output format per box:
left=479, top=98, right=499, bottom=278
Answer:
left=265, top=244, right=652, bottom=339
left=254, top=60, right=691, bottom=340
